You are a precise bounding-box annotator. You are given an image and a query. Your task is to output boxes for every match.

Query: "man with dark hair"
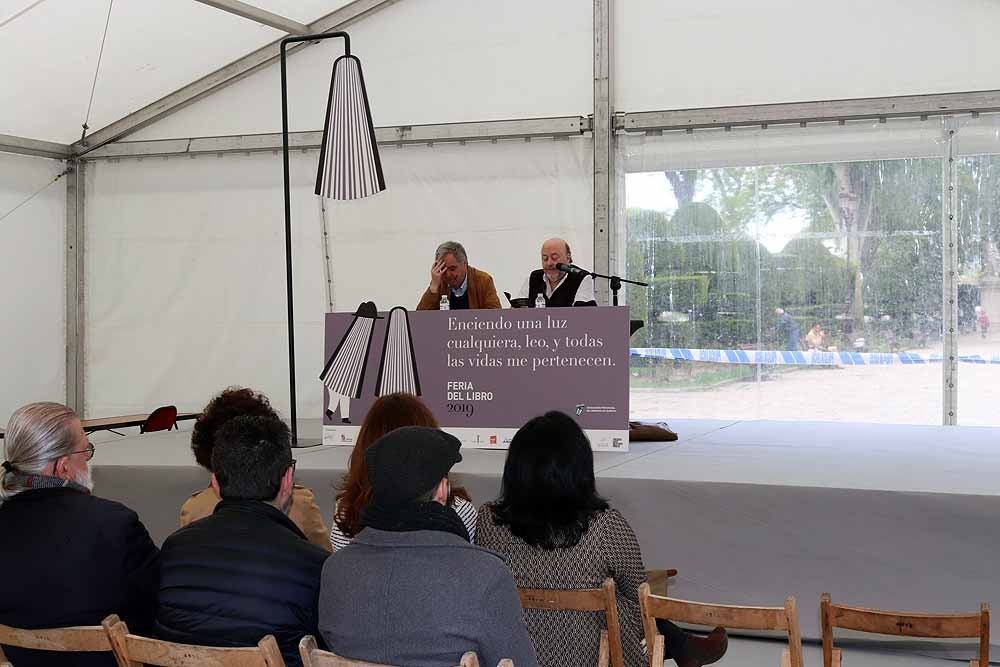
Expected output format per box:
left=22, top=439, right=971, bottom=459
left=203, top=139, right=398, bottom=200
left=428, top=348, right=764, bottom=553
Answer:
left=317, top=426, right=538, bottom=667
left=180, top=386, right=329, bottom=550
left=517, top=237, right=598, bottom=307
left=154, top=415, right=328, bottom=667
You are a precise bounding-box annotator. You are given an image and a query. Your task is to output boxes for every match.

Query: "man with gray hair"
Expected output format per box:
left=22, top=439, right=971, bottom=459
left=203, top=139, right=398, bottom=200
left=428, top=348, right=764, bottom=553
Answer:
left=416, top=241, right=502, bottom=310
left=0, top=402, right=159, bottom=667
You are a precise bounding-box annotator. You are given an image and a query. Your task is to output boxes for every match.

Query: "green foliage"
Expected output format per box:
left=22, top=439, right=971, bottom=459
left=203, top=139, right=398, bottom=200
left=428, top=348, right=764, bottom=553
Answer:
left=626, top=153, right=1000, bottom=353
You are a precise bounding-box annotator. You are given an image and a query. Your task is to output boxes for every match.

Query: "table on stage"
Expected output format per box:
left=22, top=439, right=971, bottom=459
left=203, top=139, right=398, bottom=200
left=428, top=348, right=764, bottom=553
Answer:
left=0, top=412, right=199, bottom=438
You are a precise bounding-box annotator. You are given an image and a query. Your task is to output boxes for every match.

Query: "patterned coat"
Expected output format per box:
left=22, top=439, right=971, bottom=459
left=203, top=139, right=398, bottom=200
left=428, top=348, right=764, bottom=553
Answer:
left=475, top=505, right=649, bottom=667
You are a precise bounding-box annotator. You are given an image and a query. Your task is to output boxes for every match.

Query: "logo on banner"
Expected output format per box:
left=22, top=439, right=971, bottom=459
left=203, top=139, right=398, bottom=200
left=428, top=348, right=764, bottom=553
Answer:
left=575, top=404, right=586, bottom=416
left=489, top=435, right=497, bottom=444
left=340, top=434, right=353, bottom=443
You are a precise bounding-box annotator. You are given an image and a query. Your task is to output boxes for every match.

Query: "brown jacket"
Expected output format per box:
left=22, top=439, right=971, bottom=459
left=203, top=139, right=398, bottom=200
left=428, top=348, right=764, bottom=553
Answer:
left=179, top=485, right=332, bottom=552
left=416, top=265, right=502, bottom=310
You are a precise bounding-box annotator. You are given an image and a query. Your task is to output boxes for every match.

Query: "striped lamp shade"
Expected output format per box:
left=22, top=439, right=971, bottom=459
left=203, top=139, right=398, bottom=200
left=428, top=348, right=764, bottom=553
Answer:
left=315, top=54, right=386, bottom=200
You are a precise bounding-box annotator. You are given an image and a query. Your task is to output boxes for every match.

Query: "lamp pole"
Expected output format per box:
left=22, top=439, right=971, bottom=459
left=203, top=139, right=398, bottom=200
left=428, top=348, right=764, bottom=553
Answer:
left=280, top=31, right=350, bottom=446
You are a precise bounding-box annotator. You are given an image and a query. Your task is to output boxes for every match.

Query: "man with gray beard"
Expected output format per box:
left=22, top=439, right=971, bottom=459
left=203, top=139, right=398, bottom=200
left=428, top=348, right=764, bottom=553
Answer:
left=0, top=402, right=159, bottom=667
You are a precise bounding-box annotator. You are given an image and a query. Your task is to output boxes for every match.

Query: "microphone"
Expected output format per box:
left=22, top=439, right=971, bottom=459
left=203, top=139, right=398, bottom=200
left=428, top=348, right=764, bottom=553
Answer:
left=556, top=262, right=590, bottom=277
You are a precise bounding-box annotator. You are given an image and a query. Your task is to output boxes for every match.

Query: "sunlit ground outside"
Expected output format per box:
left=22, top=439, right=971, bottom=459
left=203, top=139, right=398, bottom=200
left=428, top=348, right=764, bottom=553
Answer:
left=629, top=331, right=1000, bottom=426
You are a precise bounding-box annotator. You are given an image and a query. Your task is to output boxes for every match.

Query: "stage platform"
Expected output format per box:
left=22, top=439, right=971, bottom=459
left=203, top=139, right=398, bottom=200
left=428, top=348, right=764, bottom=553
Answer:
left=90, top=418, right=1000, bottom=658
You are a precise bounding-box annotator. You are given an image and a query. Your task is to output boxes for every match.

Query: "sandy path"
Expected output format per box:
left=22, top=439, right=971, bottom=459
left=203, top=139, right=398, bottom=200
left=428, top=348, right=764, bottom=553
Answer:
left=630, top=333, right=1000, bottom=426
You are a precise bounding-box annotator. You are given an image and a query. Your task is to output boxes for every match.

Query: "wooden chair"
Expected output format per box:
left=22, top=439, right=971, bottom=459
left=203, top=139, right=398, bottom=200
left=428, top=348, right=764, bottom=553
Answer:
left=638, top=583, right=803, bottom=667
left=517, top=577, right=624, bottom=667
left=645, top=569, right=678, bottom=597
left=104, top=615, right=284, bottom=667
left=298, top=636, right=511, bottom=667
left=820, top=593, right=990, bottom=667
left=0, top=618, right=119, bottom=666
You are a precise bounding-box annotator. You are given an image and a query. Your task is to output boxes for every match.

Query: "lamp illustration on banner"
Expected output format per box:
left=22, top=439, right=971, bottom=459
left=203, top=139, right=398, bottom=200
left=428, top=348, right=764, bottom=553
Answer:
left=280, top=31, right=385, bottom=445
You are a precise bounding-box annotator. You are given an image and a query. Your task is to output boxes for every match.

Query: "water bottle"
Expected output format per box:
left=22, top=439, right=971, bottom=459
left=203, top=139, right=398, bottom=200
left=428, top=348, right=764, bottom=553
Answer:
left=535, top=294, right=546, bottom=309
left=439, top=294, right=450, bottom=311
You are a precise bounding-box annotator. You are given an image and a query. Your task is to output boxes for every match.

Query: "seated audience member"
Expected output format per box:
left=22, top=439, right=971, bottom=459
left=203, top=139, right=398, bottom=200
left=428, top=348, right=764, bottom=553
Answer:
left=805, top=322, right=826, bottom=350
left=318, top=426, right=538, bottom=667
left=476, top=411, right=728, bottom=667
left=330, top=392, right=477, bottom=551
left=516, top=237, right=597, bottom=307
left=155, top=415, right=328, bottom=666
left=416, top=241, right=502, bottom=310
left=0, top=402, right=159, bottom=667
left=180, top=386, right=330, bottom=551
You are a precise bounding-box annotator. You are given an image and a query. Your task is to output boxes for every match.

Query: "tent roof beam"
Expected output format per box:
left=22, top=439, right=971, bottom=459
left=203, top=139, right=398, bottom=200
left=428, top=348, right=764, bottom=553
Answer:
left=192, top=0, right=309, bottom=35
left=0, top=133, right=71, bottom=160
left=71, top=0, right=401, bottom=156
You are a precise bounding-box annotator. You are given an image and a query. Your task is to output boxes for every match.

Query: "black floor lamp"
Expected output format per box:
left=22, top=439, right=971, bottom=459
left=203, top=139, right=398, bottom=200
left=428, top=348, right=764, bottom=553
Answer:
left=280, top=32, right=385, bottom=445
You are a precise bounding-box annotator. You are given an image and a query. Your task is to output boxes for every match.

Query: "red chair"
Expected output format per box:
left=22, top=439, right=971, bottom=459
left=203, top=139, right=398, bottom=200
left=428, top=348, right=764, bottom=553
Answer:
left=140, top=406, right=178, bottom=433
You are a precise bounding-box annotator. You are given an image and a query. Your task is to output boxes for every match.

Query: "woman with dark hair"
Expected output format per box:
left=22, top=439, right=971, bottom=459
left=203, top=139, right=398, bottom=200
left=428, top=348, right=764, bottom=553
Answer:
left=475, top=411, right=728, bottom=667
left=180, top=387, right=331, bottom=551
left=330, top=392, right=476, bottom=551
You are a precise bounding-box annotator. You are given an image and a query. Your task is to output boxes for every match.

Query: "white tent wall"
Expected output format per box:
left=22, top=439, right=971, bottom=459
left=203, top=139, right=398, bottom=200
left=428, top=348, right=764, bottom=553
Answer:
left=83, top=138, right=591, bottom=418
left=127, top=0, right=593, bottom=141
left=122, top=0, right=1000, bottom=144
left=616, top=0, right=1000, bottom=113
left=67, top=0, right=1000, bottom=424
left=0, top=154, right=67, bottom=423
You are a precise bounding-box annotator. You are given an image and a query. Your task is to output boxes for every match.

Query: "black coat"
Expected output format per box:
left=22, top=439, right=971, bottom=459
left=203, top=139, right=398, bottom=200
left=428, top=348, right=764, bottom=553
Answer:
left=154, top=499, right=329, bottom=667
left=0, top=487, right=160, bottom=667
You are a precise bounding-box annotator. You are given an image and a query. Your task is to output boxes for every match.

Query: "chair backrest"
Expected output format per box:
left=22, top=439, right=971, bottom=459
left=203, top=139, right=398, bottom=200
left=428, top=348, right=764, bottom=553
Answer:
left=0, top=620, right=116, bottom=664
left=820, top=593, right=990, bottom=667
left=141, top=406, right=178, bottom=433
left=298, top=636, right=507, bottom=667
left=517, top=577, right=624, bottom=667
left=638, top=583, right=803, bottom=667
left=105, top=616, right=284, bottom=667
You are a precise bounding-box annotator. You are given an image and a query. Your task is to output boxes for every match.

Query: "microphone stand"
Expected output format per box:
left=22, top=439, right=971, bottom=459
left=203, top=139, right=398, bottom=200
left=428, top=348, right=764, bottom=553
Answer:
left=586, top=271, right=648, bottom=306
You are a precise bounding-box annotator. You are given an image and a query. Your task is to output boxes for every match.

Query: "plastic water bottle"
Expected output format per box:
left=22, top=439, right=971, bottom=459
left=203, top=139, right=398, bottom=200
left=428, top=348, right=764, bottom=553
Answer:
left=535, top=294, right=546, bottom=309
left=439, top=294, right=450, bottom=310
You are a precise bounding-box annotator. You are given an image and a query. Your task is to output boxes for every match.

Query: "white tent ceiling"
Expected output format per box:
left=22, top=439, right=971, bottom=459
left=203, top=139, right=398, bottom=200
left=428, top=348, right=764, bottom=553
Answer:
left=3, top=0, right=1000, bottom=149
left=0, top=0, right=355, bottom=143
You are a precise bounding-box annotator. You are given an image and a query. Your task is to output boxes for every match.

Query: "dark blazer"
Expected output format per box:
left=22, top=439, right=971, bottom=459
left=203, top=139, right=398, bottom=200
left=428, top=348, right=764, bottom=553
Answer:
left=154, top=499, right=329, bottom=667
left=0, top=487, right=159, bottom=667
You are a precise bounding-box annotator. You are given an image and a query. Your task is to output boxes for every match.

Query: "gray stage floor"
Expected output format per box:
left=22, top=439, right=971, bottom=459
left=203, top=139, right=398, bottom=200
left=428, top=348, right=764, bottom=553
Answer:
left=90, top=418, right=1000, bottom=661
left=725, top=635, right=973, bottom=667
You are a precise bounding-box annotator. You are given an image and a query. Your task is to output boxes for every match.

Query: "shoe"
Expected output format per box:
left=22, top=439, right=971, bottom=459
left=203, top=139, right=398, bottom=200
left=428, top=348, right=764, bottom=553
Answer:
left=341, top=417, right=351, bottom=424
left=675, top=627, right=727, bottom=667
left=325, top=410, right=334, bottom=419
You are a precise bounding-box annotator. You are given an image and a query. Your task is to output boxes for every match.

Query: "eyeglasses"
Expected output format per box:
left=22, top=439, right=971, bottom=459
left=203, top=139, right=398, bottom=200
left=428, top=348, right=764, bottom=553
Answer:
left=69, top=441, right=95, bottom=461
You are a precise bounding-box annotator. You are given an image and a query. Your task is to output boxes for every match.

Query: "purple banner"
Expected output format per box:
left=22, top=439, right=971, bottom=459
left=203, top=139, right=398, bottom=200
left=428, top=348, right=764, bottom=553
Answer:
left=321, top=306, right=630, bottom=450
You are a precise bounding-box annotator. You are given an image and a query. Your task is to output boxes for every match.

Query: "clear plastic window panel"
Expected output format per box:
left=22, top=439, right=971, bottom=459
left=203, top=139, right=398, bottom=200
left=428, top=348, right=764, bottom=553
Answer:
left=956, top=113, right=1000, bottom=426
left=623, top=121, right=945, bottom=423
